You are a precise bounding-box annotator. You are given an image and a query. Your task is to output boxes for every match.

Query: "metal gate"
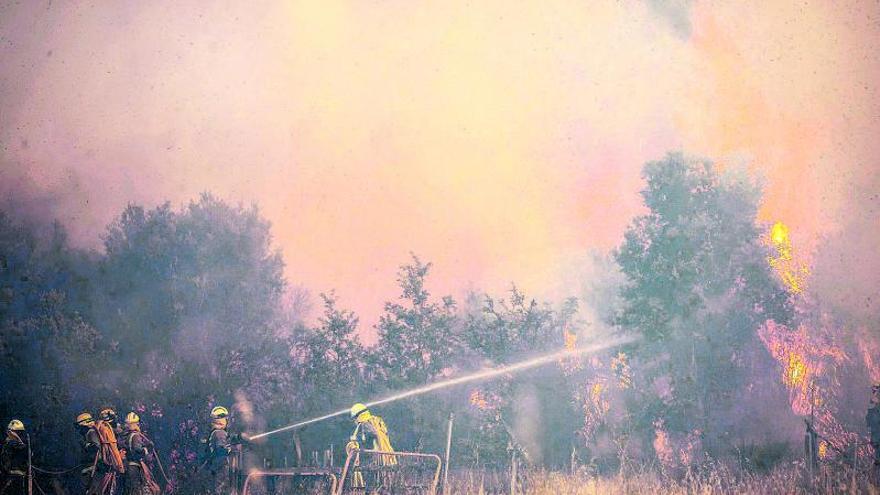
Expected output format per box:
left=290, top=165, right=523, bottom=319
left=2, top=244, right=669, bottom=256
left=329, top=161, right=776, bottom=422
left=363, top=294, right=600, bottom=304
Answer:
left=241, top=467, right=338, bottom=495
left=334, top=448, right=442, bottom=495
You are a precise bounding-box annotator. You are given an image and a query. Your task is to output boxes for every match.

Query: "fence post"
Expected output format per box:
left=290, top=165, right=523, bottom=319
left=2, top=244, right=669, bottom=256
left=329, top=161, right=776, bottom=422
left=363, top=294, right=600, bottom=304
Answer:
left=443, top=413, right=454, bottom=495
left=851, top=439, right=857, bottom=492
left=510, top=451, right=518, bottom=495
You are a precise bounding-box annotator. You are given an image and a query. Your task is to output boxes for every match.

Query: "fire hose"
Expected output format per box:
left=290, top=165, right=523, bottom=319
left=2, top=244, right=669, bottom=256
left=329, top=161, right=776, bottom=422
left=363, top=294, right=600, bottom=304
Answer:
left=153, top=452, right=172, bottom=490
left=31, top=464, right=84, bottom=475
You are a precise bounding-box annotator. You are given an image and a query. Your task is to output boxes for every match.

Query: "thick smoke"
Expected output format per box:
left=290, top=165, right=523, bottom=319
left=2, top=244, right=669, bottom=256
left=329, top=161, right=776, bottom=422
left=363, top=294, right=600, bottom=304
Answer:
left=808, top=171, right=880, bottom=440
left=0, top=163, right=63, bottom=233
left=812, top=178, right=880, bottom=330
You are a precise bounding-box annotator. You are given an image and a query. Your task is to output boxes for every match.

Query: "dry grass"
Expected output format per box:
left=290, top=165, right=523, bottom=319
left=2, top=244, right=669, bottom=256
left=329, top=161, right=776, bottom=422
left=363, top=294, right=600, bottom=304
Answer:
left=445, top=463, right=880, bottom=495
left=237, top=461, right=880, bottom=494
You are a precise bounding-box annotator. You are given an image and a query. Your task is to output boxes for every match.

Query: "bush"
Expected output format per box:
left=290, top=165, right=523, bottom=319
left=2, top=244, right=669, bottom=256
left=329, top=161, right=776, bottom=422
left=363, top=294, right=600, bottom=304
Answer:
left=736, top=442, right=791, bottom=472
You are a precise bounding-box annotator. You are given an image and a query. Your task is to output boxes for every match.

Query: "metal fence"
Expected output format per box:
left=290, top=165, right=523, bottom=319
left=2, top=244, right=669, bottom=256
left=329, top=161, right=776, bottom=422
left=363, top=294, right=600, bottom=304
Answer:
left=239, top=449, right=441, bottom=495
left=241, top=467, right=338, bottom=495
left=334, top=448, right=442, bottom=495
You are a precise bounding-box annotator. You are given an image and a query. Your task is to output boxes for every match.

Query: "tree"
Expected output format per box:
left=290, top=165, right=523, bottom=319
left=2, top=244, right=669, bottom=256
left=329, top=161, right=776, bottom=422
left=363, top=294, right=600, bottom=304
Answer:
left=280, top=292, right=366, bottom=460
left=92, top=194, right=289, bottom=487
left=0, top=211, right=103, bottom=467
left=371, top=255, right=459, bottom=387
left=368, top=255, right=461, bottom=452
left=614, top=153, right=793, bottom=457
left=462, top=287, right=581, bottom=467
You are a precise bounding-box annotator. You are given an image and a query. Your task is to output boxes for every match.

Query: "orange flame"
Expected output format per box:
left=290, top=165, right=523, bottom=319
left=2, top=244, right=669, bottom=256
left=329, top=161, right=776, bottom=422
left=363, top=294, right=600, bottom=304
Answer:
left=759, top=319, right=857, bottom=456
left=857, top=336, right=880, bottom=383
left=469, top=389, right=491, bottom=411
left=760, top=222, right=877, bottom=460
left=767, top=221, right=809, bottom=294
left=784, top=352, right=808, bottom=388
left=590, top=381, right=604, bottom=402
left=611, top=352, right=632, bottom=389
left=653, top=419, right=675, bottom=468
left=581, top=376, right=610, bottom=439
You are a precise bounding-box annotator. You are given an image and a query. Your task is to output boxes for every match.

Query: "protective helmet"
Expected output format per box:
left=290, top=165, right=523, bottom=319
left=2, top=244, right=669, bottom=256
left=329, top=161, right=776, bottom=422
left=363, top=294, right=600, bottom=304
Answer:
left=75, top=412, right=95, bottom=426
left=7, top=419, right=24, bottom=431
left=99, top=408, right=117, bottom=421
left=350, top=403, right=368, bottom=420
left=125, top=412, right=140, bottom=424
left=210, top=406, right=229, bottom=419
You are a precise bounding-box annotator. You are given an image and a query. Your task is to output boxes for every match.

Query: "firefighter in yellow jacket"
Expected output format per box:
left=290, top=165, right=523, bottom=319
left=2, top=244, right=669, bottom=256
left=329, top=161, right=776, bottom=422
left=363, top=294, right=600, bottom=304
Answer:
left=346, top=403, right=396, bottom=491
left=0, top=420, right=29, bottom=495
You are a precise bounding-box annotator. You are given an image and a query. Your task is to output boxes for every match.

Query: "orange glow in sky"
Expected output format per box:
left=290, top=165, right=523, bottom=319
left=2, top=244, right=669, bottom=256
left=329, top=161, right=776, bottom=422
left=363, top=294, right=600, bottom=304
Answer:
left=1, top=1, right=878, bottom=327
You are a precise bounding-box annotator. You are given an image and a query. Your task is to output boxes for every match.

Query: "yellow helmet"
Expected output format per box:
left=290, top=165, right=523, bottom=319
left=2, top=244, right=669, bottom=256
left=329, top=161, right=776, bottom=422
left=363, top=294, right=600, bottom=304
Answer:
left=125, top=412, right=140, bottom=424
left=210, top=406, right=229, bottom=419
left=350, top=403, right=368, bottom=420
left=7, top=419, right=24, bottom=431
left=75, top=412, right=95, bottom=426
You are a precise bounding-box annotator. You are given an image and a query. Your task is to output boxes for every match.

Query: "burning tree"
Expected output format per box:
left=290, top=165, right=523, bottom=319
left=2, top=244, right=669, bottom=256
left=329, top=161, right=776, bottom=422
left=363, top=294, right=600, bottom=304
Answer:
left=612, top=153, right=795, bottom=463
left=759, top=222, right=878, bottom=462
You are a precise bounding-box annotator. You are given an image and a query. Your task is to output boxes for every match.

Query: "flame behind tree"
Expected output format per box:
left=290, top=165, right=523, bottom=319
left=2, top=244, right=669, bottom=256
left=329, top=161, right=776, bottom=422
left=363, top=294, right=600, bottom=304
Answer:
left=563, top=329, right=577, bottom=351
left=760, top=221, right=878, bottom=459
left=858, top=338, right=880, bottom=384
left=614, top=153, right=794, bottom=459
left=759, top=320, right=857, bottom=458
left=577, top=353, right=631, bottom=441
left=582, top=377, right=610, bottom=441
left=469, top=389, right=495, bottom=413
left=759, top=321, right=845, bottom=418
left=767, top=222, right=810, bottom=295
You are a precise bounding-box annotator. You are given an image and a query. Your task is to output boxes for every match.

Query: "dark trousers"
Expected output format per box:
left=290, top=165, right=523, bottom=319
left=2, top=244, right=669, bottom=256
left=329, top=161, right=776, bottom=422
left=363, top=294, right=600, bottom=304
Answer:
left=0, top=474, right=25, bottom=495
left=123, top=463, right=154, bottom=495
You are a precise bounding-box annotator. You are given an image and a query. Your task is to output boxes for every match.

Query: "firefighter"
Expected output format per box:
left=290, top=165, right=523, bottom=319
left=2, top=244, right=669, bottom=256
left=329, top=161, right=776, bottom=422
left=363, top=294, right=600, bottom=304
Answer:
left=348, top=404, right=396, bottom=460
left=0, top=420, right=28, bottom=495
left=206, top=406, right=233, bottom=495
left=346, top=404, right=396, bottom=491
left=101, top=408, right=123, bottom=437
left=76, top=412, right=101, bottom=491
left=868, top=384, right=880, bottom=480
left=89, top=408, right=126, bottom=495
left=121, top=413, right=159, bottom=495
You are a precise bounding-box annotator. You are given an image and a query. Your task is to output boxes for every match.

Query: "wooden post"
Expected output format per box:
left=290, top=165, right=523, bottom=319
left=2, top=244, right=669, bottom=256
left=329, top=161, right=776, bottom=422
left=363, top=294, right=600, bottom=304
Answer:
left=443, top=413, right=454, bottom=495
left=851, top=440, right=857, bottom=492
left=509, top=451, right=518, bottom=495
left=804, top=424, right=814, bottom=485
left=293, top=430, right=303, bottom=466
left=26, top=432, right=32, bottom=495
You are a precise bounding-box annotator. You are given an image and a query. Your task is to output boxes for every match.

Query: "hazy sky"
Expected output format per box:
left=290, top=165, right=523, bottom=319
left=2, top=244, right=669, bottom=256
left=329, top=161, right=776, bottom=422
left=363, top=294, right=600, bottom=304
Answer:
left=1, top=1, right=878, bottom=326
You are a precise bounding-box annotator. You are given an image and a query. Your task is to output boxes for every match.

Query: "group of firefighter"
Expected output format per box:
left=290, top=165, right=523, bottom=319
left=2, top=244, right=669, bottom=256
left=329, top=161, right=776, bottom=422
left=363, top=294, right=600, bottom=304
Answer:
left=3, top=386, right=878, bottom=493
left=0, top=402, right=396, bottom=495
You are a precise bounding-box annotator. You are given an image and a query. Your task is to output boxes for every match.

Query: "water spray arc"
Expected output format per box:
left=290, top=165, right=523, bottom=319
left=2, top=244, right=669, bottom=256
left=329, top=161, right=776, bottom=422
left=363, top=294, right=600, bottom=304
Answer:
left=248, top=335, right=637, bottom=441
